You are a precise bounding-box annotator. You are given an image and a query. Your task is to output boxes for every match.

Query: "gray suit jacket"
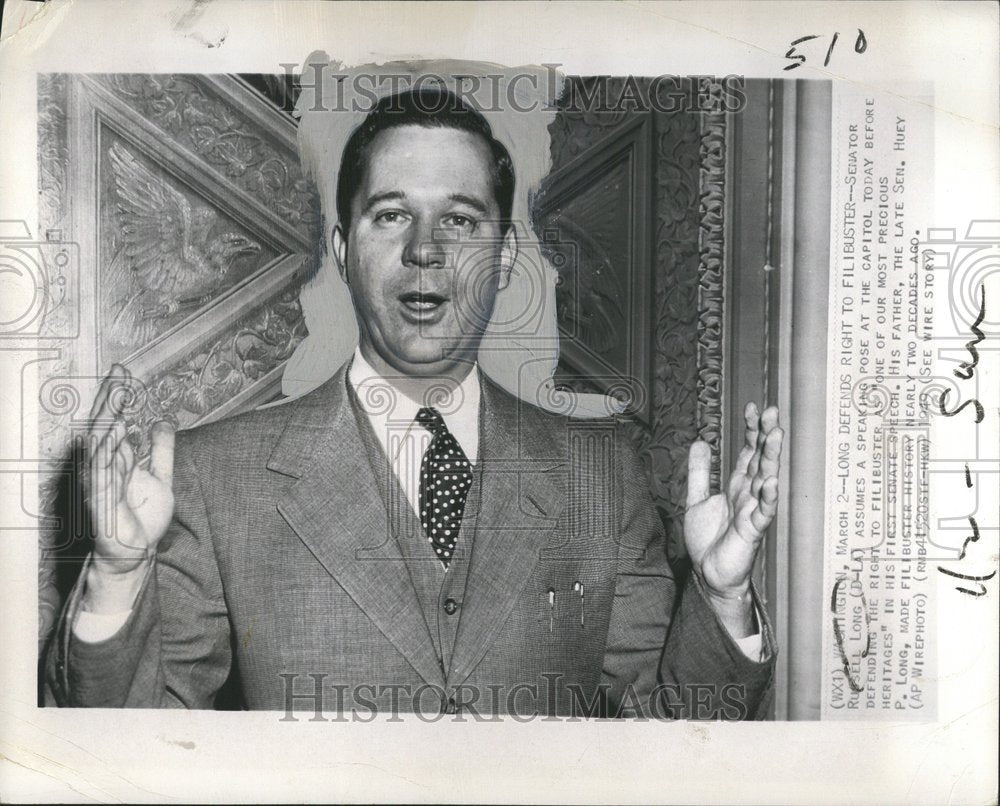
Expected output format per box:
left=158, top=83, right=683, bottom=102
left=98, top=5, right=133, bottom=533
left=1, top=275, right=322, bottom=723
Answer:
left=46, top=365, right=775, bottom=717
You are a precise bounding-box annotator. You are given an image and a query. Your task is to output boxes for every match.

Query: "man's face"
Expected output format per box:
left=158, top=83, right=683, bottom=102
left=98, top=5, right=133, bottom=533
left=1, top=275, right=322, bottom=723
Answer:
left=333, top=125, right=516, bottom=379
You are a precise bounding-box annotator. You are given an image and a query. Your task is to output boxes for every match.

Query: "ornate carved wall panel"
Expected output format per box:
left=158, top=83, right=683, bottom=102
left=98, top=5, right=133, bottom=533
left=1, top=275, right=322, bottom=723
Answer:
left=536, top=115, right=654, bottom=422
left=36, top=74, right=320, bottom=646
left=541, top=77, right=728, bottom=559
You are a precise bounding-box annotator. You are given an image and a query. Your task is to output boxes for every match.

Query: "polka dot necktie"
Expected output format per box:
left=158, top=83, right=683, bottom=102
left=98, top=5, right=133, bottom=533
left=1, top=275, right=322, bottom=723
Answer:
left=416, top=406, right=473, bottom=568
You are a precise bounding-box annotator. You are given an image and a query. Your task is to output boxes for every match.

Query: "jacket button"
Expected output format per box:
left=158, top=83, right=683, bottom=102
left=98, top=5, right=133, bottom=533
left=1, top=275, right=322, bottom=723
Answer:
left=443, top=598, right=459, bottom=615
left=444, top=696, right=458, bottom=714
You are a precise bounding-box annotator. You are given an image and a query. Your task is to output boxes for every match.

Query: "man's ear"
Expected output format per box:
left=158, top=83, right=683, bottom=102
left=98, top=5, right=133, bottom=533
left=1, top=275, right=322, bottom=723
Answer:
left=332, top=225, right=349, bottom=284
left=497, top=225, right=518, bottom=291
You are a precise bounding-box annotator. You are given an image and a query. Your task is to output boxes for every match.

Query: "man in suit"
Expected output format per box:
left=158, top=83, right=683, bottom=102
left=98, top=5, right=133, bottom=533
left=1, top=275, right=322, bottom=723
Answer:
left=46, top=87, right=784, bottom=718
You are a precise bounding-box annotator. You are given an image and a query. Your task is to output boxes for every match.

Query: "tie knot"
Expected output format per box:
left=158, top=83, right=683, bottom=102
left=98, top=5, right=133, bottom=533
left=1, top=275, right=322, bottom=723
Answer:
left=415, top=406, right=447, bottom=435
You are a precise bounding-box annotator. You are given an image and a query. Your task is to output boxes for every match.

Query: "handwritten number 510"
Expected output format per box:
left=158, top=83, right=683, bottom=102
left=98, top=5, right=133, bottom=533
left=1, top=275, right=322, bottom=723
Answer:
left=785, top=30, right=867, bottom=70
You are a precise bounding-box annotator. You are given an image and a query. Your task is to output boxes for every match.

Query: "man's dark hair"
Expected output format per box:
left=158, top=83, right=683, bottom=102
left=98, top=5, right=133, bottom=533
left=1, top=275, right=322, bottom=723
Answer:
left=335, top=86, right=515, bottom=235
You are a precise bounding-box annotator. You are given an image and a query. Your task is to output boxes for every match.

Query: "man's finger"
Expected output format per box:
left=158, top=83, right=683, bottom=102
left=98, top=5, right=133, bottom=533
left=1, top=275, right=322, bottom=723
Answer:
left=750, top=477, right=779, bottom=533
left=747, top=437, right=763, bottom=479
left=87, top=371, right=128, bottom=460
left=760, top=405, right=780, bottom=435
left=92, top=432, right=126, bottom=505
left=104, top=418, right=127, bottom=466
left=87, top=373, right=140, bottom=469
left=736, top=401, right=760, bottom=477
left=112, top=367, right=136, bottom=417
left=86, top=418, right=117, bottom=465
left=686, top=439, right=712, bottom=508
left=752, top=428, right=784, bottom=496
left=118, top=434, right=135, bottom=477
left=92, top=418, right=124, bottom=471
left=87, top=364, right=125, bottom=425
left=744, top=401, right=759, bottom=439
left=759, top=427, right=783, bottom=477
left=748, top=407, right=779, bottom=476
left=149, top=421, right=176, bottom=486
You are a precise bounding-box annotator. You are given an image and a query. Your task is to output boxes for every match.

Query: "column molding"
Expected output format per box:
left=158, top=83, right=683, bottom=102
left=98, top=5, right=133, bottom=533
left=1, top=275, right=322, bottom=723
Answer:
left=786, top=80, right=832, bottom=721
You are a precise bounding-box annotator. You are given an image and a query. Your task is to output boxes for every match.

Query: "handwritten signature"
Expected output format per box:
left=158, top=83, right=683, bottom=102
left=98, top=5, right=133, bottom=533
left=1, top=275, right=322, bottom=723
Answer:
left=937, top=284, right=994, bottom=596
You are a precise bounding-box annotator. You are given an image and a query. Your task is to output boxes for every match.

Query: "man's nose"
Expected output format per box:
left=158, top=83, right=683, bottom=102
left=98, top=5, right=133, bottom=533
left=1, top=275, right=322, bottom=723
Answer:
left=401, top=219, right=447, bottom=269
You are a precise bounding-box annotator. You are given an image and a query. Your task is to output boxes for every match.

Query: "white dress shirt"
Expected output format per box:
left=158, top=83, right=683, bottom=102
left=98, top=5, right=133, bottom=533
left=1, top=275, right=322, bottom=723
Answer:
left=348, top=348, right=481, bottom=522
left=76, top=347, right=763, bottom=661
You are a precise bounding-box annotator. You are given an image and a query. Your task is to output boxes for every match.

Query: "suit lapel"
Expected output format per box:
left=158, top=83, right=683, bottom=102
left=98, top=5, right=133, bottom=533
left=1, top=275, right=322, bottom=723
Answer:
left=448, top=377, right=567, bottom=687
left=268, top=366, right=445, bottom=688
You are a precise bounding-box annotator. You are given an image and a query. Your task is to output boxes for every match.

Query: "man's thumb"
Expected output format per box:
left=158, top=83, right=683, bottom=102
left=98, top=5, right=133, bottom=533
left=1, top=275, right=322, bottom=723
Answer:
left=686, top=440, right=712, bottom=508
left=149, top=421, right=176, bottom=486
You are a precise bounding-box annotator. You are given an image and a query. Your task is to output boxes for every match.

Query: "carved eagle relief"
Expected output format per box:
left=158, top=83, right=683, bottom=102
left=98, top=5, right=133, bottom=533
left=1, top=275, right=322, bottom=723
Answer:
left=102, top=141, right=262, bottom=359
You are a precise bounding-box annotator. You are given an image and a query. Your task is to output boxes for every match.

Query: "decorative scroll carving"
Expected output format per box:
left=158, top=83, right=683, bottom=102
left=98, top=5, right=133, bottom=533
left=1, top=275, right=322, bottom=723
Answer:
left=106, top=74, right=319, bottom=236
left=696, top=96, right=728, bottom=491
left=37, top=75, right=80, bottom=354
left=549, top=77, right=633, bottom=166
left=547, top=77, right=729, bottom=556
left=642, top=101, right=703, bottom=552
left=35, top=290, right=305, bottom=456
left=125, top=291, right=305, bottom=454
left=38, top=74, right=69, bottom=236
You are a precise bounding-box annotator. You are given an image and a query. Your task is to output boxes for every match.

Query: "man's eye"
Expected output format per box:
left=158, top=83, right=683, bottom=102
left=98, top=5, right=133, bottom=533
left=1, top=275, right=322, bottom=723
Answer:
left=443, top=214, right=476, bottom=230
left=374, top=211, right=406, bottom=225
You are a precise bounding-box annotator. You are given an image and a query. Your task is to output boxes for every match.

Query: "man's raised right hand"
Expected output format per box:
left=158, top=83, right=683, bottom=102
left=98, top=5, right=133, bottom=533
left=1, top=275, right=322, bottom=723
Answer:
left=82, top=364, right=175, bottom=613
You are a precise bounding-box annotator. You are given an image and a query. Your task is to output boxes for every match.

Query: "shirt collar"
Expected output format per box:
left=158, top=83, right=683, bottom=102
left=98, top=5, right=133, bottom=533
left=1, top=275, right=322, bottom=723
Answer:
left=347, top=347, right=481, bottom=464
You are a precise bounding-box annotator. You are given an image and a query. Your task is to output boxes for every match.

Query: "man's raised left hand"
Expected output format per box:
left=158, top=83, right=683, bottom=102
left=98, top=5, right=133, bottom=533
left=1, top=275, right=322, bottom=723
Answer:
left=683, top=402, right=783, bottom=637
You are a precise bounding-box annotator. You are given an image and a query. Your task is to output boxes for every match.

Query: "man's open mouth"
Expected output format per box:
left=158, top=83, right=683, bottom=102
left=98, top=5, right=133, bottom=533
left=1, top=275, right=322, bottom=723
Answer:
left=399, top=292, right=448, bottom=312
